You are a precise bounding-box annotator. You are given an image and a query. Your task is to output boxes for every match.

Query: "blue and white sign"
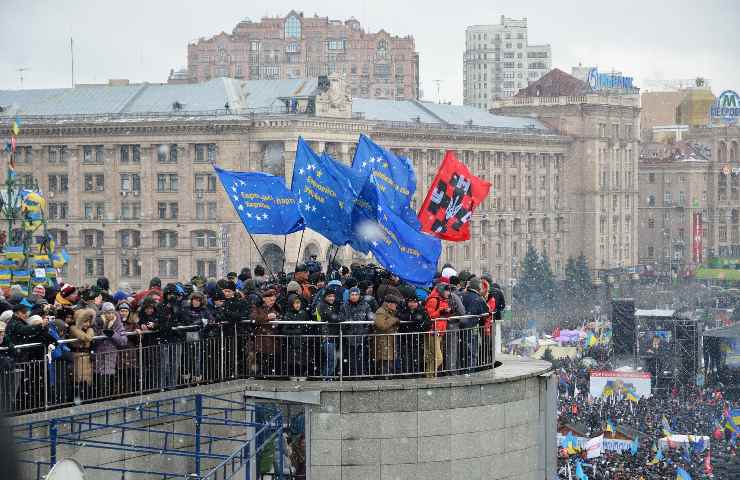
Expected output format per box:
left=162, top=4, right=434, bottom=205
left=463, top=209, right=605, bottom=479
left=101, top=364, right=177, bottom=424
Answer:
left=711, top=90, right=740, bottom=122
left=586, top=68, right=634, bottom=91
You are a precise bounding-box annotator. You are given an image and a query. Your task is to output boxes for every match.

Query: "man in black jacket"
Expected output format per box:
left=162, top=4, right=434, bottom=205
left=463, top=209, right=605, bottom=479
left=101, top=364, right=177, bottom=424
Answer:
left=461, top=278, right=489, bottom=371
left=340, top=287, right=372, bottom=377
left=398, top=294, right=431, bottom=375
left=5, top=304, right=53, bottom=363
left=156, top=283, right=185, bottom=389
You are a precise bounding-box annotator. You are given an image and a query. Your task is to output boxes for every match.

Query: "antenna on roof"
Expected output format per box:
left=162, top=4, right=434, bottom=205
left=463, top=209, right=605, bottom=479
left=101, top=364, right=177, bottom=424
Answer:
left=433, top=80, right=442, bottom=104
left=17, top=67, right=30, bottom=89
left=70, top=38, right=75, bottom=87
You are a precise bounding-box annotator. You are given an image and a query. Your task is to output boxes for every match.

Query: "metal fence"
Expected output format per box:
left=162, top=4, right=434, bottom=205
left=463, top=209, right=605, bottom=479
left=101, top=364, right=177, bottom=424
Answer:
left=1, top=315, right=494, bottom=415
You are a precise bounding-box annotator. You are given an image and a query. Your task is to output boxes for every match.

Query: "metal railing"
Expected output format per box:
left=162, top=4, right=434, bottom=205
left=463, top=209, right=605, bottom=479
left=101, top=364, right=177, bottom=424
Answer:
left=1, top=314, right=494, bottom=415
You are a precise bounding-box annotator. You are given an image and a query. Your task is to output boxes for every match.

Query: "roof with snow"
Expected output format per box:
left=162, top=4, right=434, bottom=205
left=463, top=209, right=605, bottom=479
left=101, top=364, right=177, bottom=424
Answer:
left=0, top=77, right=549, bottom=131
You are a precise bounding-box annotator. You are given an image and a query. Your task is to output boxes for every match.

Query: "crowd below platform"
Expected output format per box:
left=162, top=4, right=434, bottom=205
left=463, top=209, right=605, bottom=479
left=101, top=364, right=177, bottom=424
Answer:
left=556, top=356, right=740, bottom=479
left=0, top=262, right=505, bottom=414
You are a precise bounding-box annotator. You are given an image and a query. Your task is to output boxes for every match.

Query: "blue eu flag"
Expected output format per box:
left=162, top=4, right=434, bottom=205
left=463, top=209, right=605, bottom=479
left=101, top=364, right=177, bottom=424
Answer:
left=353, top=178, right=441, bottom=286
left=352, top=134, right=420, bottom=228
left=214, top=166, right=304, bottom=235
left=291, top=137, right=363, bottom=246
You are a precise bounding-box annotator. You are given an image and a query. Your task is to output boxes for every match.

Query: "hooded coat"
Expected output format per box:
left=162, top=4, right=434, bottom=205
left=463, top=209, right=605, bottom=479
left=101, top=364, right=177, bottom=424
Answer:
left=93, top=312, right=127, bottom=375
left=372, top=304, right=400, bottom=361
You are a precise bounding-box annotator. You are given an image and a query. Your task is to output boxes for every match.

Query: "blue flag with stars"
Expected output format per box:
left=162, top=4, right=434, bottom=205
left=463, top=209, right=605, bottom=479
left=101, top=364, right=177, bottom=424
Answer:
left=352, top=134, right=420, bottom=228
left=214, top=166, right=304, bottom=235
left=291, top=137, right=363, bottom=246
left=352, top=177, right=441, bottom=286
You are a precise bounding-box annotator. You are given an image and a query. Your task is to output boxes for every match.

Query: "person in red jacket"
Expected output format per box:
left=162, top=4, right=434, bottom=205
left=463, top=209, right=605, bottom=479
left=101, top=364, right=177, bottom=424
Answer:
left=424, top=284, right=453, bottom=376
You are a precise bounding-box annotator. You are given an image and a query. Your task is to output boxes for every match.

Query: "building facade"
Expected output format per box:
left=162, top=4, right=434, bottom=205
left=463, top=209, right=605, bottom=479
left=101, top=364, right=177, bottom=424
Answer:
left=463, top=16, right=551, bottom=109
left=492, top=69, right=641, bottom=275
left=170, top=11, right=419, bottom=101
left=0, top=77, right=571, bottom=289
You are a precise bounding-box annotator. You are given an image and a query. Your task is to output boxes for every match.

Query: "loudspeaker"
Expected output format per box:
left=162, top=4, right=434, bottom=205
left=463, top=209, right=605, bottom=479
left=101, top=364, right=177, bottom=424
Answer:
left=612, top=299, right=636, bottom=355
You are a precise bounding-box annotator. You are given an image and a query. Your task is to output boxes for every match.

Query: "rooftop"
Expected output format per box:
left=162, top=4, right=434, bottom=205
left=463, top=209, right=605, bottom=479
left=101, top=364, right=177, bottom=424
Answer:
left=640, top=141, right=712, bottom=164
left=0, top=77, right=550, bottom=132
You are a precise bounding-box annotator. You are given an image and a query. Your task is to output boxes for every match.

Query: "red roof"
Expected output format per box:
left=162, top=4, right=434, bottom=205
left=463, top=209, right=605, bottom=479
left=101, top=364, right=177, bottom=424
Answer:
left=515, top=68, right=591, bottom=97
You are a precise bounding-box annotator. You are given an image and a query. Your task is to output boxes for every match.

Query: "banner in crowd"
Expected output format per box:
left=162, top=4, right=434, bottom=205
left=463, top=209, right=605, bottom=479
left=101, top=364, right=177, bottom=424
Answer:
left=418, top=150, right=491, bottom=241
left=352, top=134, right=420, bottom=228
left=589, top=371, right=652, bottom=399
left=291, top=137, right=365, bottom=246
left=558, top=434, right=633, bottom=454
left=585, top=434, right=603, bottom=459
left=214, top=167, right=305, bottom=235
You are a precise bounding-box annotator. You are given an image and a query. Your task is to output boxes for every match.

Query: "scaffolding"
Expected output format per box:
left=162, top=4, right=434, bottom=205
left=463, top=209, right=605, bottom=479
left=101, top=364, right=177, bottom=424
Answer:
left=13, top=393, right=284, bottom=480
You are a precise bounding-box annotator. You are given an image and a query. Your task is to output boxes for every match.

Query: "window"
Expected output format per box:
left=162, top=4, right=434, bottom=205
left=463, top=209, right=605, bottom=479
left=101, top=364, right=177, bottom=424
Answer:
left=157, top=230, right=178, bottom=249
left=82, top=145, right=105, bottom=164
left=194, top=173, right=217, bottom=192
left=48, top=146, right=68, bottom=164
left=81, top=229, right=104, bottom=248
left=48, top=229, right=68, bottom=247
left=647, top=194, right=656, bottom=207
left=120, top=201, right=141, bottom=220
left=196, top=259, right=217, bottom=278
left=284, top=15, right=301, bottom=39
left=85, top=258, right=105, bottom=277
left=195, top=201, right=218, bottom=220
left=192, top=230, right=218, bottom=248
left=48, top=202, right=68, bottom=220
left=678, top=191, right=686, bottom=206
left=120, top=144, right=141, bottom=163
left=120, top=173, right=141, bottom=193
left=15, top=146, right=32, bottom=164
left=648, top=217, right=655, bottom=229
left=195, top=144, right=217, bottom=163
left=664, top=192, right=672, bottom=206
left=157, top=173, right=179, bottom=192
left=83, top=174, right=105, bottom=192
left=158, top=258, right=178, bottom=277
left=118, top=229, right=141, bottom=248
left=83, top=202, right=105, bottom=220
left=120, top=257, right=141, bottom=278
left=648, top=246, right=654, bottom=257
left=48, top=174, right=68, bottom=193
left=158, top=144, right=178, bottom=163
left=157, top=202, right=179, bottom=220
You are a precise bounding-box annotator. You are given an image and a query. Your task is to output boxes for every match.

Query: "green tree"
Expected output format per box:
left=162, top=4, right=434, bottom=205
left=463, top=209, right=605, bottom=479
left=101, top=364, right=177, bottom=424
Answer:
left=575, top=253, right=593, bottom=292
left=516, top=244, right=542, bottom=305
left=539, top=252, right=556, bottom=304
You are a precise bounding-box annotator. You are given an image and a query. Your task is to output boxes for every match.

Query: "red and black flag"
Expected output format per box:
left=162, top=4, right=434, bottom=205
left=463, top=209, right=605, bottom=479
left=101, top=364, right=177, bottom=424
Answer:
left=418, top=150, right=491, bottom=241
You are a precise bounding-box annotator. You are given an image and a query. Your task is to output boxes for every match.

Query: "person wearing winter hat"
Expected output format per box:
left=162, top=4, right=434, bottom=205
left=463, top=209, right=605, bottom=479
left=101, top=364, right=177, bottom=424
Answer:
left=340, top=286, right=373, bottom=376
left=316, top=285, right=341, bottom=378
left=373, top=294, right=401, bottom=376
left=461, top=277, right=489, bottom=372
left=93, top=301, right=127, bottom=394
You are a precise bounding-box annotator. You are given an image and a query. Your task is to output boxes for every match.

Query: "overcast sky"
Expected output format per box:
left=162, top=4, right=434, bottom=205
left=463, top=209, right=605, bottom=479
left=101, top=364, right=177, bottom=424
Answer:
left=1, top=0, right=738, bottom=103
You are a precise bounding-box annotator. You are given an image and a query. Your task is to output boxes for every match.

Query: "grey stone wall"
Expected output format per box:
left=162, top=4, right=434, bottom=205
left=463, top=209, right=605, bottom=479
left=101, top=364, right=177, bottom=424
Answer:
left=309, top=375, right=553, bottom=480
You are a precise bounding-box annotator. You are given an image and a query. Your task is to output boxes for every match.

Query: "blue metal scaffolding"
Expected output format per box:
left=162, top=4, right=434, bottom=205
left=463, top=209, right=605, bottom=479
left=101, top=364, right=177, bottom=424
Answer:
left=13, top=393, right=284, bottom=480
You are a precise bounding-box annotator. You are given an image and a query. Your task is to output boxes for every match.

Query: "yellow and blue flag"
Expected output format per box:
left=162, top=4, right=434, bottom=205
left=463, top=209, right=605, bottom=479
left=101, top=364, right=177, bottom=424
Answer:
left=351, top=133, right=419, bottom=228
left=726, top=408, right=740, bottom=433
left=575, top=460, right=588, bottom=480
left=215, top=166, right=305, bottom=235
left=11, top=116, right=20, bottom=136
left=12, top=270, right=30, bottom=282
left=51, top=249, right=69, bottom=268
left=3, top=246, right=25, bottom=262
left=606, top=419, right=616, bottom=434
left=676, top=467, right=691, bottom=480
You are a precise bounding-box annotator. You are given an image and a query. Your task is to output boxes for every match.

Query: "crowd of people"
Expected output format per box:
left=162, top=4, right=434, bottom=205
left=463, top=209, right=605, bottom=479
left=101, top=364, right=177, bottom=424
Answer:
left=556, top=356, right=739, bottom=479
left=0, top=262, right=506, bottom=413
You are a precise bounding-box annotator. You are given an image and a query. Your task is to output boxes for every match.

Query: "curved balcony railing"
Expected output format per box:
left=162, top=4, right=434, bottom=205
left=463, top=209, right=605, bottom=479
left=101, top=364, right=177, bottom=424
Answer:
left=0, top=314, right=495, bottom=415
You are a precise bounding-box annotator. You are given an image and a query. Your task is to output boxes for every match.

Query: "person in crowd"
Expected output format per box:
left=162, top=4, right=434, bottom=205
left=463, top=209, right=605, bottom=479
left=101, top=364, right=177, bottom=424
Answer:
left=373, top=295, right=401, bottom=377
left=250, top=288, right=280, bottom=377
left=69, top=308, right=96, bottom=399
left=92, top=302, right=127, bottom=396
left=155, top=283, right=186, bottom=389
left=253, top=265, right=267, bottom=288
left=357, top=280, right=379, bottom=313
left=181, top=291, right=214, bottom=382
left=341, top=286, right=373, bottom=377
left=398, top=293, right=431, bottom=375
left=460, top=278, right=489, bottom=371
left=0, top=319, right=16, bottom=411
left=132, top=277, right=162, bottom=311
left=5, top=303, right=53, bottom=362
left=424, top=283, right=452, bottom=375
left=316, top=285, right=340, bottom=379
left=96, top=277, right=114, bottom=303
left=282, top=293, right=309, bottom=378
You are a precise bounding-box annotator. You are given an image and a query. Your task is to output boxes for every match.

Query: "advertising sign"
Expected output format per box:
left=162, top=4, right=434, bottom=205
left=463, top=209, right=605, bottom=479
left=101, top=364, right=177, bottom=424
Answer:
left=589, top=370, right=652, bottom=398
left=586, top=68, right=635, bottom=91
left=711, top=90, right=740, bottom=123
left=693, top=212, right=703, bottom=264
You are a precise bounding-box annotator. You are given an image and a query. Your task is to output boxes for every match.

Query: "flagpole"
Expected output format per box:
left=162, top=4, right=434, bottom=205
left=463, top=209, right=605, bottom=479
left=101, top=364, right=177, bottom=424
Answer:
left=281, top=234, right=287, bottom=273
left=245, top=229, right=274, bottom=279
left=294, top=228, right=305, bottom=271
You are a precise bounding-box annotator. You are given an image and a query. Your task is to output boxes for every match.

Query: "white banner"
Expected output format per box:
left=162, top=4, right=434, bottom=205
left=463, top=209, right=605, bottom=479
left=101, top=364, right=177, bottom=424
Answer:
left=589, top=370, right=652, bottom=398
left=585, top=435, right=603, bottom=459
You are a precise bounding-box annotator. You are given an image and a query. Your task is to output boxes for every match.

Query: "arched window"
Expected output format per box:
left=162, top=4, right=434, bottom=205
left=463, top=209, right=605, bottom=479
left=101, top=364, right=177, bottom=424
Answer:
left=155, top=230, right=178, bottom=249
left=284, top=15, right=301, bottom=39
left=718, top=141, right=727, bottom=163
left=118, top=229, right=141, bottom=248
left=731, top=141, right=738, bottom=163
left=191, top=230, right=218, bottom=249
left=262, top=243, right=285, bottom=274
left=80, top=229, right=104, bottom=248
left=48, top=229, right=68, bottom=247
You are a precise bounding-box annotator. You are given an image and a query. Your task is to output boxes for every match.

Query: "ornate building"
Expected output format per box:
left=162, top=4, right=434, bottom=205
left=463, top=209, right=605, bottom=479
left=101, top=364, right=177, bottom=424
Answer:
left=492, top=68, right=641, bottom=276
left=169, top=11, right=420, bottom=101
left=0, top=76, right=570, bottom=289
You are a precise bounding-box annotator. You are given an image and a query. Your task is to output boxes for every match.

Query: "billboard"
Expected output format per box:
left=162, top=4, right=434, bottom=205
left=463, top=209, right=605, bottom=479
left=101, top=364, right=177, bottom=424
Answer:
left=711, top=90, right=740, bottom=123
left=589, top=370, right=652, bottom=399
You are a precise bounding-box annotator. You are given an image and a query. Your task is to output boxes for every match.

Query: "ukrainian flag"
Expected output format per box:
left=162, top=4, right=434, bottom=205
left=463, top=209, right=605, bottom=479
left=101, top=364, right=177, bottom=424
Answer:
left=3, top=246, right=25, bottom=262
left=32, top=254, right=50, bottom=267
left=45, top=267, right=57, bottom=278
left=606, top=419, right=616, bottom=434
left=31, top=276, right=48, bottom=286
left=625, top=385, right=639, bottom=403
left=0, top=270, right=10, bottom=281
left=662, top=415, right=672, bottom=436
left=676, top=467, right=692, bottom=480
left=726, top=408, right=740, bottom=433
left=21, top=191, right=45, bottom=213
left=51, top=249, right=69, bottom=268
left=602, top=380, right=615, bottom=397
left=12, top=270, right=30, bottom=282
